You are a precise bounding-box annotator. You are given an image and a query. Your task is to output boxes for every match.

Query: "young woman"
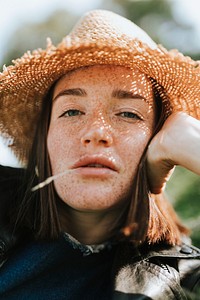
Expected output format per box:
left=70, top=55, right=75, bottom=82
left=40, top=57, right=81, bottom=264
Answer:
left=0, top=10, right=200, bottom=300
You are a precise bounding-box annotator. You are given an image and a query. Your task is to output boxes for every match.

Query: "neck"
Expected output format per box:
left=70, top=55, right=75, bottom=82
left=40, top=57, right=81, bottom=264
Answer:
left=58, top=202, right=126, bottom=245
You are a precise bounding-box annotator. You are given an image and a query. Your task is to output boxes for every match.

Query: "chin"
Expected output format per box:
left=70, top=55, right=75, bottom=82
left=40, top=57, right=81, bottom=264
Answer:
left=56, top=183, right=131, bottom=212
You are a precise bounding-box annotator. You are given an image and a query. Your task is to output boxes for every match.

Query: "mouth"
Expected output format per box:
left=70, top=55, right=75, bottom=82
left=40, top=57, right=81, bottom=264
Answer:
left=83, top=164, right=112, bottom=169
left=71, top=155, right=119, bottom=175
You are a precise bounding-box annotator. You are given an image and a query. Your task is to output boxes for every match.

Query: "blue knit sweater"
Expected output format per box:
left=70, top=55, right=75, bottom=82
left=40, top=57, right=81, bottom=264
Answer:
left=0, top=234, right=116, bottom=300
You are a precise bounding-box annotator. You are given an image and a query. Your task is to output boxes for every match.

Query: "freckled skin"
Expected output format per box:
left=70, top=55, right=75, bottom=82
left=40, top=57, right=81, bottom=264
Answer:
left=47, top=65, right=155, bottom=214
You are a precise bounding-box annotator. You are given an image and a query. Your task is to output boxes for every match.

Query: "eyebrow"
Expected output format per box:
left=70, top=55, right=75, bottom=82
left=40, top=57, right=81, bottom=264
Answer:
left=53, top=88, right=147, bottom=102
left=112, top=89, right=147, bottom=101
left=53, top=88, right=87, bottom=102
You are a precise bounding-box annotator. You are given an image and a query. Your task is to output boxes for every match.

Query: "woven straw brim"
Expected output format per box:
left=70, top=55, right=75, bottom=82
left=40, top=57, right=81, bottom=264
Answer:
left=0, top=38, right=200, bottom=164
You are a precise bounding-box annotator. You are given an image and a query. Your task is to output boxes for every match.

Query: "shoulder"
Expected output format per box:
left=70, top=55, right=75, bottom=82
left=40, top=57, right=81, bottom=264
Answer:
left=145, top=243, right=200, bottom=260
left=0, top=164, right=25, bottom=192
left=143, top=243, right=200, bottom=297
left=0, top=165, right=26, bottom=263
left=0, top=164, right=25, bottom=210
left=0, top=164, right=25, bottom=180
left=0, top=164, right=25, bottom=197
left=114, top=242, right=200, bottom=298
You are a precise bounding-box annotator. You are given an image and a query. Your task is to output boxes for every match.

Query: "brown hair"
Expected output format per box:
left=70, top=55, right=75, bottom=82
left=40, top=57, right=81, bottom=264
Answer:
left=14, top=78, right=188, bottom=245
left=122, top=79, right=189, bottom=245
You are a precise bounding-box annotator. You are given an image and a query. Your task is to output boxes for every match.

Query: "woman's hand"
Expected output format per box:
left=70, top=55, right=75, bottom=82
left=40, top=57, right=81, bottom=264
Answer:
left=147, top=112, right=200, bottom=194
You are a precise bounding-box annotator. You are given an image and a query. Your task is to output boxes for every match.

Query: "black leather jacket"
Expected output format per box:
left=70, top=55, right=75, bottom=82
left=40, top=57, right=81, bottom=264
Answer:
left=0, top=165, right=200, bottom=299
left=113, top=242, right=200, bottom=299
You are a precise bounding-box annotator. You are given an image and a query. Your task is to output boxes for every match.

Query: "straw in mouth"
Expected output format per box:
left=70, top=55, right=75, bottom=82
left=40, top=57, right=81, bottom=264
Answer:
left=31, top=169, right=72, bottom=192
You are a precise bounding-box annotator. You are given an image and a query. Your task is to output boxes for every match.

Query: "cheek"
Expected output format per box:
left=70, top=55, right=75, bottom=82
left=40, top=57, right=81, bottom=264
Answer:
left=120, top=123, right=152, bottom=148
left=47, top=125, right=73, bottom=171
left=119, top=124, right=152, bottom=168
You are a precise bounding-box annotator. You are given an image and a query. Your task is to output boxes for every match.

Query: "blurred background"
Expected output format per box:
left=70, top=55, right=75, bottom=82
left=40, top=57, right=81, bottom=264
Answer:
left=0, top=0, right=199, bottom=246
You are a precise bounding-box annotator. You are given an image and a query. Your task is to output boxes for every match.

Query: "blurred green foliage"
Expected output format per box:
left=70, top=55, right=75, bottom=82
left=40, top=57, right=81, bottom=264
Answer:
left=166, top=168, right=200, bottom=247
left=1, top=10, right=79, bottom=69
left=1, top=0, right=199, bottom=246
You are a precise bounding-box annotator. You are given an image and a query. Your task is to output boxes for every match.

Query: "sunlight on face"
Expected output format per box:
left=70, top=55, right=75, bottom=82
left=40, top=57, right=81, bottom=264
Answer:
left=47, top=65, right=155, bottom=212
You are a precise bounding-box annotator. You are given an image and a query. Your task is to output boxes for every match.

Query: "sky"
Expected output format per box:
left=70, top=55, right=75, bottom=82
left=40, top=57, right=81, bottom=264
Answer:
left=0, top=0, right=102, bottom=63
left=174, top=0, right=200, bottom=46
left=0, top=0, right=200, bottom=166
left=1, top=0, right=200, bottom=63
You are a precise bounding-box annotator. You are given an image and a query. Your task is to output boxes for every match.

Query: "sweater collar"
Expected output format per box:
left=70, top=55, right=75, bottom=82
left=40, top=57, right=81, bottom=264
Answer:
left=63, top=232, right=113, bottom=256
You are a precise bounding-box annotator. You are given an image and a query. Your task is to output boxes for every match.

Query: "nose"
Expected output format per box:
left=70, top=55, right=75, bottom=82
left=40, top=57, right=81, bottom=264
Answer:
left=81, top=123, right=113, bottom=147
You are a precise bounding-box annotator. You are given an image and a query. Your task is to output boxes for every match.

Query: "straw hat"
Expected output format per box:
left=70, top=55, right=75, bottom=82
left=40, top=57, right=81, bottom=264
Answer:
left=0, top=9, right=200, bottom=164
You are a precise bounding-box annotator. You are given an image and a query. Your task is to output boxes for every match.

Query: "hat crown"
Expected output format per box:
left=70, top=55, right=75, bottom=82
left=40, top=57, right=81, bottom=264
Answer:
left=67, top=10, right=157, bottom=49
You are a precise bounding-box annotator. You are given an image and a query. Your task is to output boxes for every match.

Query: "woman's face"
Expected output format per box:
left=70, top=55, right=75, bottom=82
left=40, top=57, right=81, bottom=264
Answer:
left=47, top=65, right=155, bottom=212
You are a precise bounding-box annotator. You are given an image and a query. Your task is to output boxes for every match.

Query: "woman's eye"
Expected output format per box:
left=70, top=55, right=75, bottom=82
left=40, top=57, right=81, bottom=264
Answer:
left=118, top=112, right=142, bottom=120
left=59, top=109, right=83, bottom=118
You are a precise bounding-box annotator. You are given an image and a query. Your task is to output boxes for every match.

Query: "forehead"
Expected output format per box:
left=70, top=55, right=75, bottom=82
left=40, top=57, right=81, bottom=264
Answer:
left=54, top=65, right=153, bottom=94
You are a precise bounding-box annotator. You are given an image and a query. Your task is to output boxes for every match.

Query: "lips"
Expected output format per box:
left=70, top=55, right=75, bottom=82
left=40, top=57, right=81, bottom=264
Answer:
left=71, top=155, right=119, bottom=172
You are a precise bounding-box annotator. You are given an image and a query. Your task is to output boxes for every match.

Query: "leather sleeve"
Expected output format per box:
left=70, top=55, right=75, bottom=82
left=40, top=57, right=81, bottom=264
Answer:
left=179, top=258, right=200, bottom=298
left=0, top=165, right=25, bottom=221
left=0, top=165, right=25, bottom=260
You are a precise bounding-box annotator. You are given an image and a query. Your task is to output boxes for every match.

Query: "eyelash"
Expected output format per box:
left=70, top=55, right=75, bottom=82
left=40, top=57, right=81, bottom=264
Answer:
left=59, top=109, right=143, bottom=121
left=117, top=111, right=142, bottom=120
left=59, top=109, right=84, bottom=118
